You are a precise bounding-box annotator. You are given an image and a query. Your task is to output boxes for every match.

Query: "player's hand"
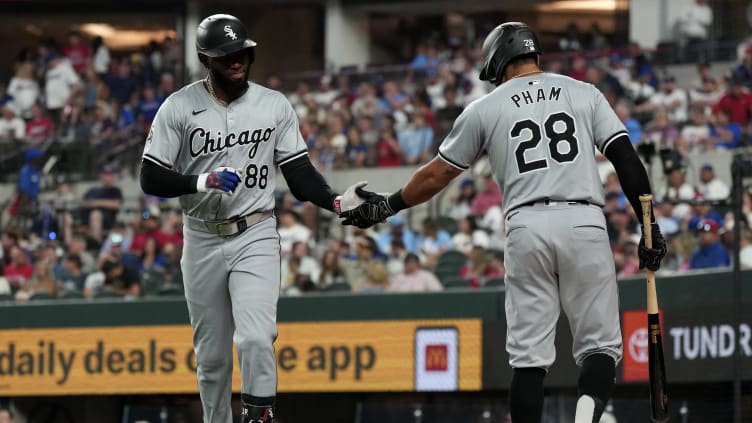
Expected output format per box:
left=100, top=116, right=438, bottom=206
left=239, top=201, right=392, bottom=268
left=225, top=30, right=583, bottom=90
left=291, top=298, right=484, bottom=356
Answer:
left=334, top=181, right=369, bottom=214
left=339, top=187, right=396, bottom=228
left=197, top=167, right=241, bottom=195
left=638, top=223, right=667, bottom=271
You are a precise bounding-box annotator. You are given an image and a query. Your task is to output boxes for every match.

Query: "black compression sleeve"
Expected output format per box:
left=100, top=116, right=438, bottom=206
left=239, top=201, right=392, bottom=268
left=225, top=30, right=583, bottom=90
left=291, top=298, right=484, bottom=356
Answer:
left=280, top=154, right=339, bottom=212
left=140, top=160, right=198, bottom=198
left=603, top=135, right=654, bottom=220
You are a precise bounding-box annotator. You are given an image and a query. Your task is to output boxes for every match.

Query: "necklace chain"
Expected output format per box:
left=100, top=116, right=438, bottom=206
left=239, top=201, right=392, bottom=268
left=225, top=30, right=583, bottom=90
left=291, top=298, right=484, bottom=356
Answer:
left=510, top=70, right=544, bottom=80
left=205, top=76, right=228, bottom=107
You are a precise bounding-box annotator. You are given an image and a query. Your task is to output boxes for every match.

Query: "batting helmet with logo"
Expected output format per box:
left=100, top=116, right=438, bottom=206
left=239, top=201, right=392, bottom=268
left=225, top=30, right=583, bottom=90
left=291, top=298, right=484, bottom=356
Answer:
left=478, top=22, right=542, bottom=85
left=196, top=14, right=257, bottom=58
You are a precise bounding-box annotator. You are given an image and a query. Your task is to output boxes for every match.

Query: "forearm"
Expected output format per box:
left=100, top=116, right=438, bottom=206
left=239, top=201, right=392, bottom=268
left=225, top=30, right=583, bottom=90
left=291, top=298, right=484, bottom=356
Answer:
left=604, top=135, right=654, bottom=219
left=280, top=154, right=338, bottom=212
left=140, top=159, right=198, bottom=198
left=401, top=163, right=452, bottom=206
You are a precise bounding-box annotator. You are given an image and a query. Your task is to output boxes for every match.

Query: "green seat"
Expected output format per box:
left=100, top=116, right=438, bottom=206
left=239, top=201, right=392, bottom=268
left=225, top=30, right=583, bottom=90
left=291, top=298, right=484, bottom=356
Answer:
left=93, top=290, right=120, bottom=299
left=0, top=293, right=13, bottom=302
left=322, top=282, right=351, bottom=292
left=437, top=250, right=467, bottom=267
left=158, top=286, right=184, bottom=297
left=483, top=277, right=505, bottom=288
left=29, top=291, right=54, bottom=301
left=437, top=216, right=459, bottom=235
left=442, top=278, right=473, bottom=289
left=61, top=290, right=84, bottom=299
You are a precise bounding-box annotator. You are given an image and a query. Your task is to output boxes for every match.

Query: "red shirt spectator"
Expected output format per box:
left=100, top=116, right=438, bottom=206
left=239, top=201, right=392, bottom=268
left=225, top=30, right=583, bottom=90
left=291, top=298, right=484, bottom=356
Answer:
left=63, top=32, right=92, bottom=74
left=377, top=128, right=402, bottom=167
left=712, top=78, right=752, bottom=125
left=471, top=175, right=503, bottom=216
left=25, top=104, right=55, bottom=146
left=3, top=246, right=34, bottom=288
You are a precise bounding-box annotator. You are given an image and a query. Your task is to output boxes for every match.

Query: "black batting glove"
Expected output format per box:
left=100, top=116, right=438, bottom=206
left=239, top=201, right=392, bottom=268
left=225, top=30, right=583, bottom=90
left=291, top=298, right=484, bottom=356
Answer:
left=638, top=223, right=667, bottom=271
left=339, top=187, right=396, bottom=229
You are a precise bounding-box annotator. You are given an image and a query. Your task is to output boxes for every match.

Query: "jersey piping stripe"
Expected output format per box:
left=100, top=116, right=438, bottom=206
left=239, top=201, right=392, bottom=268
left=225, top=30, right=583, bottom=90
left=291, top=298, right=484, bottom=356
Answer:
left=601, top=130, right=628, bottom=155
left=143, top=154, right=174, bottom=170
left=438, top=152, right=468, bottom=170
left=277, top=150, right=308, bottom=167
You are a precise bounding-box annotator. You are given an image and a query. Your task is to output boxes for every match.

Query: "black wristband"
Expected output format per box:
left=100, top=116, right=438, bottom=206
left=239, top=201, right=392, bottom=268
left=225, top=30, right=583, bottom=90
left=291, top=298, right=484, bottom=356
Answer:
left=387, top=189, right=410, bottom=213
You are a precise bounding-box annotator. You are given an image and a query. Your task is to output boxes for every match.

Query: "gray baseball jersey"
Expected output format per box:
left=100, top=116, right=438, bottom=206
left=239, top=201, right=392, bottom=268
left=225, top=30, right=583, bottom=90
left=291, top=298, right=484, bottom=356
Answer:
left=143, top=80, right=302, bottom=422
left=439, top=73, right=626, bottom=216
left=439, top=72, right=624, bottom=369
left=143, top=80, right=307, bottom=220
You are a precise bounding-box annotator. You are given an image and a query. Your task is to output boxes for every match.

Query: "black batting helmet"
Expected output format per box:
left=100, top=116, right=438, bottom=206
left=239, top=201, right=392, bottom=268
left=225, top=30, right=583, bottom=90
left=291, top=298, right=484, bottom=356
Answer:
left=196, top=14, right=257, bottom=58
left=478, top=22, right=542, bottom=85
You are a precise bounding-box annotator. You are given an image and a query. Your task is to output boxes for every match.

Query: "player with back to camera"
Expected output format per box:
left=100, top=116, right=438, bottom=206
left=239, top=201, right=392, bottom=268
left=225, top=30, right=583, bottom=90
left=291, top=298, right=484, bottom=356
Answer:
left=139, top=14, right=365, bottom=423
left=340, top=22, right=667, bottom=423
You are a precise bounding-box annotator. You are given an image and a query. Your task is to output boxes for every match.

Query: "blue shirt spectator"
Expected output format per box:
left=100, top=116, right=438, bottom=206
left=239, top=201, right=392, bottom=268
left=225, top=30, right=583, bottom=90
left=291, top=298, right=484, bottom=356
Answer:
left=399, top=115, right=434, bottom=165
left=376, top=215, right=417, bottom=254
left=18, top=150, right=42, bottom=200
left=709, top=109, right=741, bottom=149
left=689, top=219, right=730, bottom=269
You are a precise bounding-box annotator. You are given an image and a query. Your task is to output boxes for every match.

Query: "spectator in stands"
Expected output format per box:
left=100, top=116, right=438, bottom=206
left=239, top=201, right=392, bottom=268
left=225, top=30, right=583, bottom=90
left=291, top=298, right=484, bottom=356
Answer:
left=91, top=36, right=111, bottom=79
left=44, top=54, right=80, bottom=126
left=707, top=108, right=742, bottom=149
left=57, top=253, right=86, bottom=293
left=488, top=250, right=505, bottom=279
left=25, top=104, right=55, bottom=147
left=1, top=231, right=19, bottom=267
left=658, top=157, right=696, bottom=220
left=0, top=407, right=14, bottom=423
left=100, top=258, right=141, bottom=298
left=288, top=241, right=321, bottom=285
left=318, top=249, right=347, bottom=287
left=567, top=54, right=587, bottom=81
left=697, top=164, right=730, bottom=200
left=88, top=101, right=115, bottom=154
left=63, top=31, right=91, bottom=74
left=376, top=126, right=402, bottom=167
left=13, top=149, right=43, bottom=222
left=690, top=219, right=730, bottom=269
left=386, top=239, right=407, bottom=276
left=389, top=253, right=443, bottom=292
left=381, top=80, right=410, bottom=113
left=343, top=235, right=382, bottom=289
left=654, top=201, right=681, bottom=237
left=688, top=198, right=724, bottom=242
left=675, top=0, right=713, bottom=62
left=712, top=74, right=752, bottom=126
left=79, top=167, right=124, bottom=242
left=345, top=126, right=368, bottom=167
left=451, top=215, right=489, bottom=255
left=7, top=62, right=39, bottom=119
left=350, top=82, right=380, bottom=119
left=376, top=215, right=417, bottom=255
left=313, top=74, right=338, bottom=107
left=15, top=255, right=57, bottom=301
left=277, top=209, right=312, bottom=258
left=138, top=237, right=167, bottom=278
left=471, top=174, right=502, bottom=216
left=614, top=100, right=642, bottom=144
left=106, top=61, right=136, bottom=105
left=130, top=208, right=164, bottom=254
left=416, top=217, right=452, bottom=268
left=356, top=260, right=390, bottom=294
left=638, top=75, right=688, bottom=124
left=81, top=67, right=100, bottom=111
left=740, top=228, right=752, bottom=269
left=689, top=76, right=723, bottom=112
left=444, top=178, right=476, bottom=220
left=0, top=104, right=25, bottom=143
left=459, top=246, right=494, bottom=288
left=3, top=245, right=33, bottom=291
left=559, top=22, right=583, bottom=51
left=678, top=107, right=710, bottom=153
left=399, top=113, right=434, bottom=165
left=410, top=42, right=442, bottom=71
left=616, top=240, right=641, bottom=278
left=282, top=256, right=314, bottom=295
left=434, top=86, right=464, bottom=142
left=137, top=84, right=163, bottom=132
left=642, top=108, right=680, bottom=150
left=64, top=234, right=96, bottom=274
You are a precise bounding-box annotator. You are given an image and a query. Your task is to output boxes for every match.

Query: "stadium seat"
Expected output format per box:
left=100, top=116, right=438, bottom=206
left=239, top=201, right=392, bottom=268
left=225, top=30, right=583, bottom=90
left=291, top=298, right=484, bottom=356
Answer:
left=321, top=282, right=351, bottom=292
left=61, top=290, right=84, bottom=299
left=483, top=277, right=505, bottom=288
left=158, top=286, right=183, bottom=297
left=29, top=291, right=54, bottom=301
left=0, top=293, right=13, bottom=302
left=436, top=250, right=466, bottom=268
left=93, top=290, right=121, bottom=299
left=441, top=278, right=473, bottom=289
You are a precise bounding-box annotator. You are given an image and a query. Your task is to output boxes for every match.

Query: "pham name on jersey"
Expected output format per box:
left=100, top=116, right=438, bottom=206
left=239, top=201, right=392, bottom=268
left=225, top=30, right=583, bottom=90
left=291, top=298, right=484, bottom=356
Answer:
left=510, top=86, right=561, bottom=108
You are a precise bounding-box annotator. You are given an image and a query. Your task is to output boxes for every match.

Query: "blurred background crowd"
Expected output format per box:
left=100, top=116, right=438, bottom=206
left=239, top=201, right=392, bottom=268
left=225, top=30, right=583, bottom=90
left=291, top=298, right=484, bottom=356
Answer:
left=0, top=2, right=751, bottom=304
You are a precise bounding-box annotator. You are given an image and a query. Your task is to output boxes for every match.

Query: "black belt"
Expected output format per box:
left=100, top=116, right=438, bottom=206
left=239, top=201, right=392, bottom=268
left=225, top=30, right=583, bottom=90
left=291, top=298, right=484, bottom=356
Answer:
left=184, top=210, right=273, bottom=237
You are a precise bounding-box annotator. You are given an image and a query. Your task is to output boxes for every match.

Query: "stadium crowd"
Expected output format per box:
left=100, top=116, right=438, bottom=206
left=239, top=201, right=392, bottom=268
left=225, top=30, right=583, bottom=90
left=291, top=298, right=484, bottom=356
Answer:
left=1, top=20, right=752, bottom=303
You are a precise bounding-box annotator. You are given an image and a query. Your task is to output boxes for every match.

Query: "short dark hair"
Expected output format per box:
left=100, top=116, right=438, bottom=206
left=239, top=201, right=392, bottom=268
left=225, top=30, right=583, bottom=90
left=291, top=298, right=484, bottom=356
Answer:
left=404, top=253, right=420, bottom=264
left=65, top=253, right=82, bottom=268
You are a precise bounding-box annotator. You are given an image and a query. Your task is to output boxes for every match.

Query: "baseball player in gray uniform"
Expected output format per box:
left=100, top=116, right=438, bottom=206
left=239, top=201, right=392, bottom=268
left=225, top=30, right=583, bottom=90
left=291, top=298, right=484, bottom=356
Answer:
left=341, top=23, right=667, bottom=423
left=140, top=14, right=364, bottom=423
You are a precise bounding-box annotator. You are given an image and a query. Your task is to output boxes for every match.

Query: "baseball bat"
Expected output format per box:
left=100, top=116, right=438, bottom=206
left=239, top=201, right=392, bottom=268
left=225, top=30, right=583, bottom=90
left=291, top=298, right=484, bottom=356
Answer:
left=639, top=194, right=669, bottom=422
